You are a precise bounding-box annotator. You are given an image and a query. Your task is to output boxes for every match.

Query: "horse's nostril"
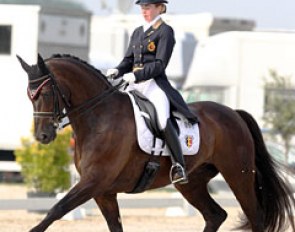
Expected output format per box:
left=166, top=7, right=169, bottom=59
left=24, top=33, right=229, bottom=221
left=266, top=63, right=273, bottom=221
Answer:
left=36, top=130, right=55, bottom=144
left=38, top=133, right=48, bottom=142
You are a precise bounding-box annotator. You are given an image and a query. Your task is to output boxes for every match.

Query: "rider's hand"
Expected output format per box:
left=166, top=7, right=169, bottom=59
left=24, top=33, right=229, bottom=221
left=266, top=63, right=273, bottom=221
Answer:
left=123, top=73, right=136, bottom=83
left=106, top=68, right=119, bottom=78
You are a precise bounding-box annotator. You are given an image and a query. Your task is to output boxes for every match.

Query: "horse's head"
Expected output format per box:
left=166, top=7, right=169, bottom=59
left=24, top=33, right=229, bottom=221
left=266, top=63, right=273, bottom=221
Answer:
left=17, top=54, right=60, bottom=144
left=17, top=53, right=120, bottom=144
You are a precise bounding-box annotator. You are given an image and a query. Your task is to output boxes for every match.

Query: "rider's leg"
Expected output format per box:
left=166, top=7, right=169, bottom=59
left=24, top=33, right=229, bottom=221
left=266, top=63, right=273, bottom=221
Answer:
left=163, top=118, right=188, bottom=184
left=144, top=81, right=188, bottom=184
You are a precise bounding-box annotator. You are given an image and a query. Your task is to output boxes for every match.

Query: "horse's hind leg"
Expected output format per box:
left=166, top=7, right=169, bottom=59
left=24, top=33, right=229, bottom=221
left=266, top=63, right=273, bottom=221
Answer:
left=221, top=167, right=264, bottom=232
left=94, top=194, right=123, bottom=232
left=176, top=165, right=227, bottom=232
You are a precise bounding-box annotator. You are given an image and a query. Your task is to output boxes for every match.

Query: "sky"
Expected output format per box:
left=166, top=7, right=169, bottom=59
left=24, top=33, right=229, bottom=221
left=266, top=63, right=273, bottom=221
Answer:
left=78, top=0, right=295, bottom=30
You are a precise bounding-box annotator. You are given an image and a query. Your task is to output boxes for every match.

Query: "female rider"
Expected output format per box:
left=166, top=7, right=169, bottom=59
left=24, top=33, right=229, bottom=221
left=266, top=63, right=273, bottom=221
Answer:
left=107, top=0, right=198, bottom=184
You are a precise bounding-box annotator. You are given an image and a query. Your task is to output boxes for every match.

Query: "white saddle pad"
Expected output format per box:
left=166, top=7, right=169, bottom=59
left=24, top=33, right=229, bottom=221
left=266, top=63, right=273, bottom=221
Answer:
left=127, top=93, right=200, bottom=156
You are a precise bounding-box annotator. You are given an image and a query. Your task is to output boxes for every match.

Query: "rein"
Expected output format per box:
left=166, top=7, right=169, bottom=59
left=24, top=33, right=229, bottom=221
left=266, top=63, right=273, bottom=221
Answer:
left=65, top=79, right=126, bottom=120
left=28, top=72, right=126, bottom=127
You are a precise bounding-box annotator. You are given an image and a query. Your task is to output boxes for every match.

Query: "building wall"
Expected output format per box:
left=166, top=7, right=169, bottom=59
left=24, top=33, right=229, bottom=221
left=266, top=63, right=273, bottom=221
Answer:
left=38, top=13, right=90, bottom=60
left=38, top=43, right=88, bottom=60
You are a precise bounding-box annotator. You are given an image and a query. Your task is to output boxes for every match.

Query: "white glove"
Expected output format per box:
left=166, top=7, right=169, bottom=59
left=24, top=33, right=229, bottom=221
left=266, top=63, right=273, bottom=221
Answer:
left=123, top=73, right=136, bottom=83
left=106, top=68, right=119, bottom=78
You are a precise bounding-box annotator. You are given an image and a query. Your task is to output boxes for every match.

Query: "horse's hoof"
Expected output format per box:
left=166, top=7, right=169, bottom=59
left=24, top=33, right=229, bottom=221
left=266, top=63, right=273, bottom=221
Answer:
left=29, top=226, right=44, bottom=232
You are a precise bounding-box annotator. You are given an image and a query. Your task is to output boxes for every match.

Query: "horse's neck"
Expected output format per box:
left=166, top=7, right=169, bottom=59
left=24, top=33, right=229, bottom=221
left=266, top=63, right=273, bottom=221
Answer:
left=49, top=60, right=109, bottom=103
left=71, top=91, right=131, bottom=150
left=54, top=61, right=132, bottom=127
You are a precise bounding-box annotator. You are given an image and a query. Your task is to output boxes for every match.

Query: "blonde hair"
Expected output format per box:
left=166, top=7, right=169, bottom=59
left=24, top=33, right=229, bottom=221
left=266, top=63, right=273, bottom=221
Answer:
left=156, top=3, right=167, bottom=14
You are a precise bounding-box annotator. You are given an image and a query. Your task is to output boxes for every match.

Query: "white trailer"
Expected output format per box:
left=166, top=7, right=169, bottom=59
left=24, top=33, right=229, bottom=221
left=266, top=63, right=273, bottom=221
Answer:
left=183, top=31, right=295, bottom=123
left=0, top=5, right=39, bottom=151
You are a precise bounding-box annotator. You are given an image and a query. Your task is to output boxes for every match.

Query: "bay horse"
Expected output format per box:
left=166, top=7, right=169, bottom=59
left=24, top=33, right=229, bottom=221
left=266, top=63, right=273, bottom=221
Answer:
left=17, top=54, right=295, bottom=232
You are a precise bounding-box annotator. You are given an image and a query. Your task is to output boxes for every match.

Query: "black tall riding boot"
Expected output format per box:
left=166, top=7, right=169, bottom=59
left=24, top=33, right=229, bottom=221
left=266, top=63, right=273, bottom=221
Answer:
left=163, top=119, right=188, bottom=184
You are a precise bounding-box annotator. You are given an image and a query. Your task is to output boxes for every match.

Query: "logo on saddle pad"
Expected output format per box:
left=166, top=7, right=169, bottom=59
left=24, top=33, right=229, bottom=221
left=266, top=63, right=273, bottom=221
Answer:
left=185, top=135, right=194, bottom=148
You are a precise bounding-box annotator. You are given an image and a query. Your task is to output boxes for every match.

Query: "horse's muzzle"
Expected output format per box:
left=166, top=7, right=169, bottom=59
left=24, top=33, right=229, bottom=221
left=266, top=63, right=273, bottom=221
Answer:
left=35, top=128, right=56, bottom=144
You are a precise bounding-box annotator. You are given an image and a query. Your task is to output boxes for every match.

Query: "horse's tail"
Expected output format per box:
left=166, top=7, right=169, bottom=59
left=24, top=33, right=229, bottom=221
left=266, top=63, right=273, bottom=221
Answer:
left=236, top=109, right=295, bottom=232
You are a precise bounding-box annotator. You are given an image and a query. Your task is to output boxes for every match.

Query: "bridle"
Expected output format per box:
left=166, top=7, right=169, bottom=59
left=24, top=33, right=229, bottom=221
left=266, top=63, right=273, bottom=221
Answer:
left=28, top=72, right=126, bottom=128
left=28, top=73, right=71, bottom=127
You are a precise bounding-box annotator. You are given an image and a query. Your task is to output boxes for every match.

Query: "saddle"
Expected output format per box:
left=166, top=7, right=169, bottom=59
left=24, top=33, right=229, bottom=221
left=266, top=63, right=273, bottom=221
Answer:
left=128, top=90, right=163, bottom=193
left=127, top=91, right=200, bottom=157
left=130, top=90, right=164, bottom=140
left=127, top=90, right=200, bottom=193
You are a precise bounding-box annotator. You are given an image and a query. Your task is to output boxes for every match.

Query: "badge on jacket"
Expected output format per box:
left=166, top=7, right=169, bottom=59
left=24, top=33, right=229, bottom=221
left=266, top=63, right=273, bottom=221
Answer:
left=147, top=41, right=156, bottom=52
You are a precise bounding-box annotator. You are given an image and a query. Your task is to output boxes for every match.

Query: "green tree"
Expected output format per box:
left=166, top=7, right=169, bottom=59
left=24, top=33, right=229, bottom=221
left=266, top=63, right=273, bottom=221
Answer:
left=264, top=69, right=295, bottom=164
left=15, top=128, right=72, bottom=194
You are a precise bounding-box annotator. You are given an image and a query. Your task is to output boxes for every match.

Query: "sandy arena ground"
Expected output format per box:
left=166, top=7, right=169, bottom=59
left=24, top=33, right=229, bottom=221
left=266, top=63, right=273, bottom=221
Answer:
left=0, top=184, right=290, bottom=232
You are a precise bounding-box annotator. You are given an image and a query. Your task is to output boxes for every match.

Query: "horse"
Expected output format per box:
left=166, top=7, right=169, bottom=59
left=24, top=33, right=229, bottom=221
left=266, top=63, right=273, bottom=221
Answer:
left=17, top=54, right=295, bottom=232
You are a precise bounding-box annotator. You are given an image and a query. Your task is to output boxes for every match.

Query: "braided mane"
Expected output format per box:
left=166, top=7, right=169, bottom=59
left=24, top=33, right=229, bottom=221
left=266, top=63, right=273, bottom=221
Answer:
left=49, top=54, right=104, bottom=78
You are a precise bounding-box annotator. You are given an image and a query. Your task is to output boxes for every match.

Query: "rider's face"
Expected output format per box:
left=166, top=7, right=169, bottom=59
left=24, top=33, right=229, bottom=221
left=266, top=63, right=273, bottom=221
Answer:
left=140, top=4, right=161, bottom=23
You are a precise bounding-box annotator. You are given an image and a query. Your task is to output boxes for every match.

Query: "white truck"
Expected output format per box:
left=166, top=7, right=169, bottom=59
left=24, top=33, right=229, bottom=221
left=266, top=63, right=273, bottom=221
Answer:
left=0, top=5, right=40, bottom=175
left=183, top=31, right=295, bottom=123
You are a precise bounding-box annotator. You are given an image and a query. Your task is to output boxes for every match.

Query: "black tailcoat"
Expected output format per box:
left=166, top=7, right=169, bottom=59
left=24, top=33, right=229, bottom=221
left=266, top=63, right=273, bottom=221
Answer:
left=116, top=19, right=198, bottom=124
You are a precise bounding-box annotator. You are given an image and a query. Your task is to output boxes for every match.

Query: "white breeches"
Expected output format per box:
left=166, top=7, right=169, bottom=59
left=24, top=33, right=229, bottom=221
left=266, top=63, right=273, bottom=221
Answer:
left=125, top=79, right=169, bottom=129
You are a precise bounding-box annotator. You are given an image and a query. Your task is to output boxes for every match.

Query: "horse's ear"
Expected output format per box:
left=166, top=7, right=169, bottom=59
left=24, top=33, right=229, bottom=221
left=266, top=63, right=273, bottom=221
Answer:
left=37, top=53, right=45, bottom=67
left=16, top=54, right=31, bottom=73
left=37, top=53, right=50, bottom=73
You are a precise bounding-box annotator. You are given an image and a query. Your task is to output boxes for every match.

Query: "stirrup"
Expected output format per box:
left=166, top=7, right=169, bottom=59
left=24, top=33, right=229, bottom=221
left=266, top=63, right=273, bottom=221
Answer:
left=170, top=163, right=188, bottom=184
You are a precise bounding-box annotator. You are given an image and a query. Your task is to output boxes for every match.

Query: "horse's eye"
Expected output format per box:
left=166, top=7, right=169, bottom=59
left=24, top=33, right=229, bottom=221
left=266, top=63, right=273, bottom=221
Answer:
left=41, top=91, right=52, bottom=97
left=40, top=91, right=53, bottom=101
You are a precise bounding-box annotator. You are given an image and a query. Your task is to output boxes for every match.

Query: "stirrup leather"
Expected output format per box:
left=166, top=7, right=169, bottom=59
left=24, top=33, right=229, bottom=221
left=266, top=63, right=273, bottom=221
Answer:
left=170, top=163, right=188, bottom=184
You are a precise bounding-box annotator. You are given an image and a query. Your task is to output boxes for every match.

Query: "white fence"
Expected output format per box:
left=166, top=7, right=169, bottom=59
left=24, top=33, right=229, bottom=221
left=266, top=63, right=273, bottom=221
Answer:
left=0, top=161, right=21, bottom=172
left=0, top=167, right=239, bottom=216
left=0, top=195, right=238, bottom=216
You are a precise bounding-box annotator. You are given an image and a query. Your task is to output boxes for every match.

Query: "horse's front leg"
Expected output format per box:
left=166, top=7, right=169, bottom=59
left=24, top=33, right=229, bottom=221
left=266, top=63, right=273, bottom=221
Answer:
left=29, top=179, right=96, bottom=232
left=94, top=194, right=123, bottom=232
